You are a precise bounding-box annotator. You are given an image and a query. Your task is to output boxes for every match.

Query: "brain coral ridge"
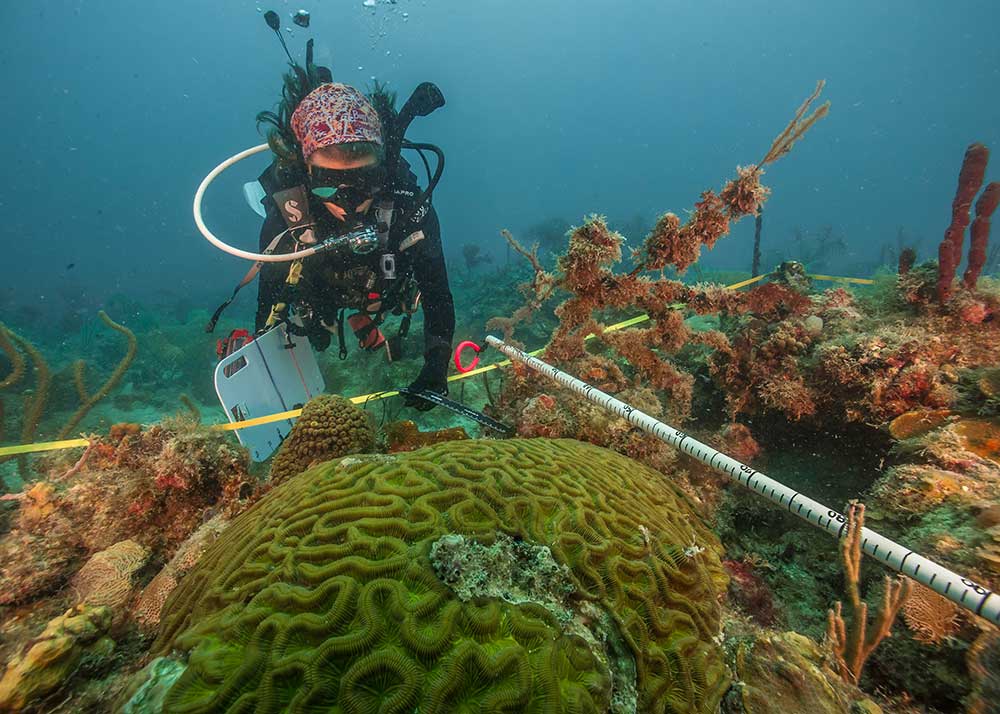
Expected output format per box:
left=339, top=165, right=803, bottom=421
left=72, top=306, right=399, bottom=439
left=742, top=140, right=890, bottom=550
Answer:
left=153, top=438, right=729, bottom=714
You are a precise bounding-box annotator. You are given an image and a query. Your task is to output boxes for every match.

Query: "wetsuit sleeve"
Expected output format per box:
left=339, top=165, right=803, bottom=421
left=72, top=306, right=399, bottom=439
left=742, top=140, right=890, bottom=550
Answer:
left=255, top=210, right=286, bottom=332
left=409, top=205, right=455, bottom=386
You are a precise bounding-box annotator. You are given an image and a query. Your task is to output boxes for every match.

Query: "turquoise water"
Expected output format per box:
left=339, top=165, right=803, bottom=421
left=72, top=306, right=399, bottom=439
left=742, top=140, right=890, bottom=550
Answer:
left=2, top=3, right=1000, bottom=713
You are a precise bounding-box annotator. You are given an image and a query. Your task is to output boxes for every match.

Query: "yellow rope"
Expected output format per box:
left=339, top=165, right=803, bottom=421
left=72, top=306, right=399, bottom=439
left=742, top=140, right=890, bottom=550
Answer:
left=0, top=271, right=868, bottom=456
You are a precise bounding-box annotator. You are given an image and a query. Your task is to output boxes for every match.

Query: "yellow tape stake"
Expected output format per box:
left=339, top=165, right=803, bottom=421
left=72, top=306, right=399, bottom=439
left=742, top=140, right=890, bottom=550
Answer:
left=0, top=271, right=871, bottom=453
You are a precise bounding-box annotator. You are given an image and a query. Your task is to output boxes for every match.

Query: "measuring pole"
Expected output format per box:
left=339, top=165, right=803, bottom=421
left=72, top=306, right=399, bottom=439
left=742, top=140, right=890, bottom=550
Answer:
left=485, top=335, right=1000, bottom=625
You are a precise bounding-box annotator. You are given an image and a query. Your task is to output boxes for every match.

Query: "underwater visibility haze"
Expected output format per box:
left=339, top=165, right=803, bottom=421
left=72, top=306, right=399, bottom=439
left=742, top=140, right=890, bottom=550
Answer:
left=1, top=1, right=1000, bottom=712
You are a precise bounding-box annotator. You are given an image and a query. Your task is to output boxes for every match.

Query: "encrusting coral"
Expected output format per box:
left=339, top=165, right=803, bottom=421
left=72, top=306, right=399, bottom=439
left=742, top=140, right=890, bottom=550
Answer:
left=153, top=438, right=729, bottom=713
left=0, top=419, right=253, bottom=609
left=134, top=514, right=230, bottom=632
left=0, top=604, right=114, bottom=712
left=724, top=630, right=880, bottom=714
left=268, top=393, right=376, bottom=484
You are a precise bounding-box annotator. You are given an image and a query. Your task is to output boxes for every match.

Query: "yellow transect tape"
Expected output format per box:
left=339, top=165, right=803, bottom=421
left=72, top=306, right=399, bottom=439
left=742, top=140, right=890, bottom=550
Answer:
left=0, top=271, right=868, bottom=456
left=0, top=437, right=90, bottom=456
left=725, top=274, right=769, bottom=290
left=211, top=408, right=303, bottom=431
left=810, top=274, right=875, bottom=285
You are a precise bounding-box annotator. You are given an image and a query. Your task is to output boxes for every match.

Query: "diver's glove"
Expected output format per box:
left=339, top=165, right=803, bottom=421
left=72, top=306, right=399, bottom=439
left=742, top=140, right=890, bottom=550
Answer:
left=403, top=348, right=450, bottom=411
left=307, top=327, right=332, bottom=352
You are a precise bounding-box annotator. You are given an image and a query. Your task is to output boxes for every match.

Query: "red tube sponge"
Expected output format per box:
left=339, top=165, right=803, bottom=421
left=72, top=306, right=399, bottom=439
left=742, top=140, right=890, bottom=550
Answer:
left=938, top=143, right=989, bottom=303
left=963, top=182, right=1000, bottom=290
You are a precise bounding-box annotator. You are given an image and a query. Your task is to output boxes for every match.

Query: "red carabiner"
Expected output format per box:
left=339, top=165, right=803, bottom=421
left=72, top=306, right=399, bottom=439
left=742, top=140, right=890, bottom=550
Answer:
left=454, top=340, right=482, bottom=373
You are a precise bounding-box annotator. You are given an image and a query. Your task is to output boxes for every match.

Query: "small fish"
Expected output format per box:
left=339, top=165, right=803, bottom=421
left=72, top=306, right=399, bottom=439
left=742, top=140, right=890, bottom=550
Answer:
left=66, top=263, right=75, bottom=270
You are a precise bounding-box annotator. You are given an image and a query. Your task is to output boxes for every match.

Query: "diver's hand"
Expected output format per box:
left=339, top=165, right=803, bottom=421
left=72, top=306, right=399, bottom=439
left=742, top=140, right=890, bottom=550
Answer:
left=307, top=328, right=332, bottom=352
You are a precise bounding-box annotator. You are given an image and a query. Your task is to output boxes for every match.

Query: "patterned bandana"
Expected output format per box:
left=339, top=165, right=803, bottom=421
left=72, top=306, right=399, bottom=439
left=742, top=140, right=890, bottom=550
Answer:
left=290, top=83, right=383, bottom=161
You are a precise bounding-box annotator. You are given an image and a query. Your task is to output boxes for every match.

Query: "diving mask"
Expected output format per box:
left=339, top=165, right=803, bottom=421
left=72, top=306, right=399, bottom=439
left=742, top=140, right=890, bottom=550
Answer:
left=308, top=163, right=386, bottom=214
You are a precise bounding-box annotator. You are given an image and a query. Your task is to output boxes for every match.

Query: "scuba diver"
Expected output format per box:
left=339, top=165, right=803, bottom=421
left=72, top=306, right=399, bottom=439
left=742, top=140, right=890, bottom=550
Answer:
left=242, top=21, right=454, bottom=411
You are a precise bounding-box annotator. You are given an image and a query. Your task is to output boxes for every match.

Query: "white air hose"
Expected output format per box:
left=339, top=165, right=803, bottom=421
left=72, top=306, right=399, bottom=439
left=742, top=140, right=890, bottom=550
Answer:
left=193, top=143, right=324, bottom=263
left=485, top=335, right=1000, bottom=625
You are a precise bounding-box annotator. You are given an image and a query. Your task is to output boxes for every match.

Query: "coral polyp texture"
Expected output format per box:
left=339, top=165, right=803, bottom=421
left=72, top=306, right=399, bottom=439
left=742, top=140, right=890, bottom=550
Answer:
left=268, top=394, right=377, bottom=484
left=153, top=438, right=729, bottom=713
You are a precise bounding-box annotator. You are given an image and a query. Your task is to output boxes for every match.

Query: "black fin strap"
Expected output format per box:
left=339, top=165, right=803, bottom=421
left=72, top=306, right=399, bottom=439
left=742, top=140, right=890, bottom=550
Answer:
left=337, top=308, right=348, bottom=361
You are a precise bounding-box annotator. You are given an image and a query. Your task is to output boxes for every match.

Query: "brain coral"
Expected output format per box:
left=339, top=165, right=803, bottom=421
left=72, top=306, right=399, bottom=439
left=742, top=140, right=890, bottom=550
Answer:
left=154, top=438, right=729, bottom=713
left=269, top=394, right=376, bottom=484
left=71, top=539, right=150, bottom=609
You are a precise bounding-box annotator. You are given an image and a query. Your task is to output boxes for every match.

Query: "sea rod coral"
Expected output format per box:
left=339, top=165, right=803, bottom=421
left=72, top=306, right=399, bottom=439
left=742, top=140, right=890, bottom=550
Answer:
left=0, top=311, right=137, bottom=473
left=488, top=82, right=829, bottom=438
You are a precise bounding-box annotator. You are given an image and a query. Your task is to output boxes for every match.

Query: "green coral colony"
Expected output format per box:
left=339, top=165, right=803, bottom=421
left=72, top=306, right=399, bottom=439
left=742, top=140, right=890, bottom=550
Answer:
left=150, top=439, right=727, bottom=713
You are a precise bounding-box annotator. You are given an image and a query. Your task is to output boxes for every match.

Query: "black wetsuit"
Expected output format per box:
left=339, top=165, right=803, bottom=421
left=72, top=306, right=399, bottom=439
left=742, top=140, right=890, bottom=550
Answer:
left=254, top=160, right=455, bottom=394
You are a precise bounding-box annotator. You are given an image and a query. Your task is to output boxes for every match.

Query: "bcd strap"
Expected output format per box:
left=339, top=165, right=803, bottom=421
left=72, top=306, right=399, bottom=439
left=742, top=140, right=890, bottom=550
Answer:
left=264, top=257, right=305, bottom=330
left=348, top=313, right=387, bottom=352
left=376, top=200, right=397, bottom=283
left=336, top=308, right=348, bottom=361
left=375, top=199, right=394, bottom=244
left=205, top=183, right=312, bottom=333
left=205, top=230, right=290, bottom=333
left=273, top=186, right=316, bottom=237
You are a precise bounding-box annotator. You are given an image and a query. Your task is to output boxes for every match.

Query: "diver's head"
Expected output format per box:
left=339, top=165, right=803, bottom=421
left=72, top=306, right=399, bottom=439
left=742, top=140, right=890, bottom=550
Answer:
left=291, top=83, right=386, bottom=221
